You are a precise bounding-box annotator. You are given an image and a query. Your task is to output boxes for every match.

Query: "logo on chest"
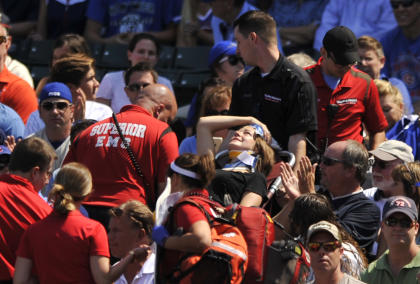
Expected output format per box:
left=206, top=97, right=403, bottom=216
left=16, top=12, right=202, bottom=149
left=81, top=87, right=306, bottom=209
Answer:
left=264, top=93, right=282, bottom=103
left=335, top=98, right=357, bottom=105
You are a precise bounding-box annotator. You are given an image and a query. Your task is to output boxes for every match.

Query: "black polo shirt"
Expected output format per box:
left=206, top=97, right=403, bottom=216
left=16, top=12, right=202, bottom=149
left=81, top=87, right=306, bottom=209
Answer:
left=231, top=55, right=318, bottom=150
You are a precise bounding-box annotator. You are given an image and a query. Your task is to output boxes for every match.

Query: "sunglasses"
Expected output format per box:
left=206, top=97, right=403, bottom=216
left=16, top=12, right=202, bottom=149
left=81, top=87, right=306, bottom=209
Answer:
left=127, top=82, right=150, bottom=92
left=307, top=241, right=341, bottom=252
left=110, top=207, right=145, bottom=229
left=321, top=156, right=345, bottom=166
left=373, top=159, right=392, bottom=169
left=41, top=101, right=71, bottom=111
left=390, top=0, right=415, bottom=9
left=205, top=109, right=229, bottom=116
left=0, top=35, right=7, bottom=44
left=218, top=55, right=244, bottom=66
left=385, top=216, right=414, bottom=229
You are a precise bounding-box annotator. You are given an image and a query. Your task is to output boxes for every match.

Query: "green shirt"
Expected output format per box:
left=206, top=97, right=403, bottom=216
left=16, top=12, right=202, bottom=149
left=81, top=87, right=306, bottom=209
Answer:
left=361, top=248, right=420, bottom=284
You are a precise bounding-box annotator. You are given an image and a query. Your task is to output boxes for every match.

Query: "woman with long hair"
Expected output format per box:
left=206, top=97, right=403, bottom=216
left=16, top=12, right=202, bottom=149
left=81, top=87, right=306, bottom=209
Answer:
left=14, top=163, right=147, bottom=284
left=196, top=115, right=275, bottom=207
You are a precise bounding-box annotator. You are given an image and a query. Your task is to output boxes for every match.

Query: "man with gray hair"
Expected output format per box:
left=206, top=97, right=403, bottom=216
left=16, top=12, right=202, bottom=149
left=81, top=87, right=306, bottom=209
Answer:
left=319, top=139, right=380, bottom=260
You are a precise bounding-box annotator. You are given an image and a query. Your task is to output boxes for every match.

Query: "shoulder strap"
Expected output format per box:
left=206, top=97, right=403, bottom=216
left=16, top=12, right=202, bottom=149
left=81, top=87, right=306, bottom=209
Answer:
left=112, top=112, right=155, bottom=209
left=159, top=126, right=173, bottom=141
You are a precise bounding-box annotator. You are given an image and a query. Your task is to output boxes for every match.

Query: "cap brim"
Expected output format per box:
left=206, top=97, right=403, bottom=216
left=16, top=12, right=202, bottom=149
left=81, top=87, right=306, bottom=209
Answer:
left=336, top=51, right=360, bottom=66
left=384, top=208, right=416, bottom=221
left=369, top=149, right=397, bottom=161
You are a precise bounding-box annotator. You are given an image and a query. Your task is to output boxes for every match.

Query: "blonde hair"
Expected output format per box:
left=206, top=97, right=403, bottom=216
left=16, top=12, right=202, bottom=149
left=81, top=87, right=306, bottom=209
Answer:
left=392, top=162, right=420, bottom=215
left=199, top=85, right=232, bottom=118
left=254, top=136, right=275, bottom=176
left=357, top=35, right=384, bottom=58
left=374, top=79, right=404, bottom=106
left=48, top=162, right=93, bottom=214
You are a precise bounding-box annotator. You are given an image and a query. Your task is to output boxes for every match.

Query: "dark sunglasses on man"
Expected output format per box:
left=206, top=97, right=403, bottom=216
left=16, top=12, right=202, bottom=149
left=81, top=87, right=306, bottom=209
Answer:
left=385, top=216, right=415, bottom=229
left=390, top=0, right=416, bottom=9
left=218, top=55, right=245, bottom=67
left=41, top=101, right=71, bottom=111
left=307, top=240, right=341, bottom=252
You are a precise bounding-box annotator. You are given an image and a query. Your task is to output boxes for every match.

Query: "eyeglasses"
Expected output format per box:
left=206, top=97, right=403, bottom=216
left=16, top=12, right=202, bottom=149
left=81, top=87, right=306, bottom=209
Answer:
left=0, top=35, right=8, bottom=44
left=390, top=0, right=415, bottom=9
left=307, top=241, right=341, bottom=252
left=218, top=55, right=244, bottom=66
left=41, top=101, right=71, bottom=111
left=373, top=159, right=392, bottom=169
left=385, top=216, right=414, bottom=229
left=205, top=109, right=229, bottom=116
left=110, top=207, right=146, bottom=229
left=321, top=156, right=345, bottom=166
left=127, top=82, right=150, bottom=92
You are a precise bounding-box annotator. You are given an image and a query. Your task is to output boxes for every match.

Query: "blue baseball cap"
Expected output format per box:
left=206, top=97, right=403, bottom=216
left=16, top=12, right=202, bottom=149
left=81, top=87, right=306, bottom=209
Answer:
left=208, top=41, right=237, bottom=68
left=39, top=82, right=72, bottom=104
left=0, top=145, right=11, bottom=156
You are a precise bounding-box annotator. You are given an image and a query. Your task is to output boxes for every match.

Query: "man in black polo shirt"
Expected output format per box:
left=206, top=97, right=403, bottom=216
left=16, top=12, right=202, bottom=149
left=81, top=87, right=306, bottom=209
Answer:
left=231, top=10, right=318, bottom=167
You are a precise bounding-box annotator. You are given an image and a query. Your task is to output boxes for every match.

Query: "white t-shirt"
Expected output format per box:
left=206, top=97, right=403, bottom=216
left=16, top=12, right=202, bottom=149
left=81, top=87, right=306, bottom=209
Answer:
left=96, top=70, right=174, bottom=113
left=114, top=252, right=155, bottom=284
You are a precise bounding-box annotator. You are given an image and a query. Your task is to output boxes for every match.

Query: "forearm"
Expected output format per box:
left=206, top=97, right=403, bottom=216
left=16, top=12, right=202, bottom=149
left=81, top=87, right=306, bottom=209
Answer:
left=369, top=131, right=386, bottom=150
left=9, top=21, right=36, bottom=37
left=273, top=200, right=294, bottom=240
left=165, top=232, right=210, bottom=253
left=148, top=25, right=177, bottom=44
left=288, top=133, right=306, bottom=171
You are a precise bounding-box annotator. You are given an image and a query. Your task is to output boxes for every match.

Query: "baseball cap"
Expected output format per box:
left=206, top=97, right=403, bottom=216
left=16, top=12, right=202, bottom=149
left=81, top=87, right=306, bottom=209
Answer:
left=323, top=26, right=360, bottom=66
left=383, top=196, right=418, bottom=221
left=208, top=41, right=237, bottom=68
left=369, top=140, right=414, bottom=162
left=306, top=220, right=342, bottom=242
left=39, top=82, right=72, bottom=104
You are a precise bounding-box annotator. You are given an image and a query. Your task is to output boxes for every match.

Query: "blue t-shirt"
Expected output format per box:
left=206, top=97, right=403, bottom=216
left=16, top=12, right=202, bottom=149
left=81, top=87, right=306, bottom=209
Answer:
left=381, top=27, right=420, bottom=101
left=0, top=103, right=24, bottom=139
left=86, top=0, right=182, bottom=37
left=386, top=115, right=420, bottom=161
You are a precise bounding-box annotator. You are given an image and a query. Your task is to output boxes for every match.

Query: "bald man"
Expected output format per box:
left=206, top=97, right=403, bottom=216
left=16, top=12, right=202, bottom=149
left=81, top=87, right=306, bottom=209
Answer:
left=64, top=78, right=179, bottom=227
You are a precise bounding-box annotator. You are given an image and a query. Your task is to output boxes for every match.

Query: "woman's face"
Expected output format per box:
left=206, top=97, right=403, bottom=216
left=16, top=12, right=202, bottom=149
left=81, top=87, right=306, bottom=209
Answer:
left=380, top=94, right=403, bottom=129
left=228, top=125, right=257, bottom=151
left=127, top=39, right=158, bottom=67
left=215, top=55, right=245, bottom=86
left=388, top=179, right=406, bottom=197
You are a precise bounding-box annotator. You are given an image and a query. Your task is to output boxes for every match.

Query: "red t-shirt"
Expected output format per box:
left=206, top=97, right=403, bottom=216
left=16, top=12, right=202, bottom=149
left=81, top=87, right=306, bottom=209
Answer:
left=305, top=58, right=388, bottom=148
left=64, top=105, right=179, bottom=207
left=0, top=174, right=52, bottom=280
left=16, top=210, right=109, bottom=284
left=0, top=67, right=37, bottom=124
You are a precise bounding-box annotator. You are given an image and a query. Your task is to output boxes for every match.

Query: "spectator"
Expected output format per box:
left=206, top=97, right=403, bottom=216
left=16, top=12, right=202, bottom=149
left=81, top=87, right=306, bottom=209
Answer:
left=0, top=0, right=39, bottom=37
left=0, top=24, right=37, bottom=124
left=362, top=196, right=420, bottom=283
left=286, top=52, right=316, bottom=68
left=64, top=82, right=179, bottom=227
left=230, top=10, right=317, bottom=168
left=109, top=200, right=155, bottom=284
left=176, top=0, right=213, bottom=46
left=0, top=137, right=55, bottom=282
left=318, top=140, right=381, bottom=258
left=313, top=0, right=397, bottom=52
left=358, top=35, right=413, bottom=114
left=5, top=55, right=33, bottom=88
left=196, top=115, right=275, bottom=207
left=84, top=0, right=182, bottom=44
left=0, top=144, right=10, bottom=175
left=306, top=26, right=388, bottom=152
left=306, top=221, right=366, bottom=284
left=26, top=54, right=112, bottom=137
left=14, top=163, right=149, bottom=284
left=250, top=0, right=329, bottom=55
left=30, top=82, right=73, bottom=179
left=364, top=140, right=415, bottom=216
left=33, top=0, right=88, bottom=40
left=180, top=84, right=231, bottom=154
left=381, top=0, right=420, bottom=100
left=0, top=103, right=24, bottom=139
left=96, top=33, right=174, bottom=113
left=35, top=33, right=91, bottom=95
left=375, top=80, right=420, bottom=160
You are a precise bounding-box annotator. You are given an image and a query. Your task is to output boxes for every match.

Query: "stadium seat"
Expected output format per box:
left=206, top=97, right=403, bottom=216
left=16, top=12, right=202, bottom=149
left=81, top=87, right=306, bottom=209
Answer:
left=97, top=43, right=130, bottom=70
left=156, top=45, right=175, bottom=69
left=30, top=65, right=50, bottom=86
left=26, top=40, right=54, bottom=65
left=173, top=46, right=212, bottom=70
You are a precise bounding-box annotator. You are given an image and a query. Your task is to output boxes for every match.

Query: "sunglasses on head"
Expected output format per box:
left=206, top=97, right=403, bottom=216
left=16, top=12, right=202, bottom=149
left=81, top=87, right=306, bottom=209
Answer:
left=307, top=240, right=341, bottom=252
left=390, top=0, right=416, bottom=9
left=219, top=55, right=244, bottom=66
left=385, top=216, right=414, bottom=229
left=110, top=207, right=145, bottom=228
left=0, top=35, right=7, bottom=44
left=127, top=82, right=150, bottom=92
left=205, top=109, right=229, bottom=116
left=321, top=156, right=345, bottom=166
left=41, top=101, right=71, bottom=111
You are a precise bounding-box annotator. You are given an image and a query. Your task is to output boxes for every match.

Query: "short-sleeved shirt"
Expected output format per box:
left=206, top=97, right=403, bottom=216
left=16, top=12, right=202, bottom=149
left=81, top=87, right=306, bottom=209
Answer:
left=0, top=67, right=37, bottom=124
left=64, top=104, right=179, bottom=208
left=361, top=248, right=420, bottom=284
left=86, top=0, right=182, bottom=37
left=0, top=102, right=24, bottom=139
left=17, top=210, right=109, bottom=284
left=231, top=55, right=318, bottom=150
left=305, top=58, right=388, bottom=149
left=0, top=174, right=52, bottom=280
